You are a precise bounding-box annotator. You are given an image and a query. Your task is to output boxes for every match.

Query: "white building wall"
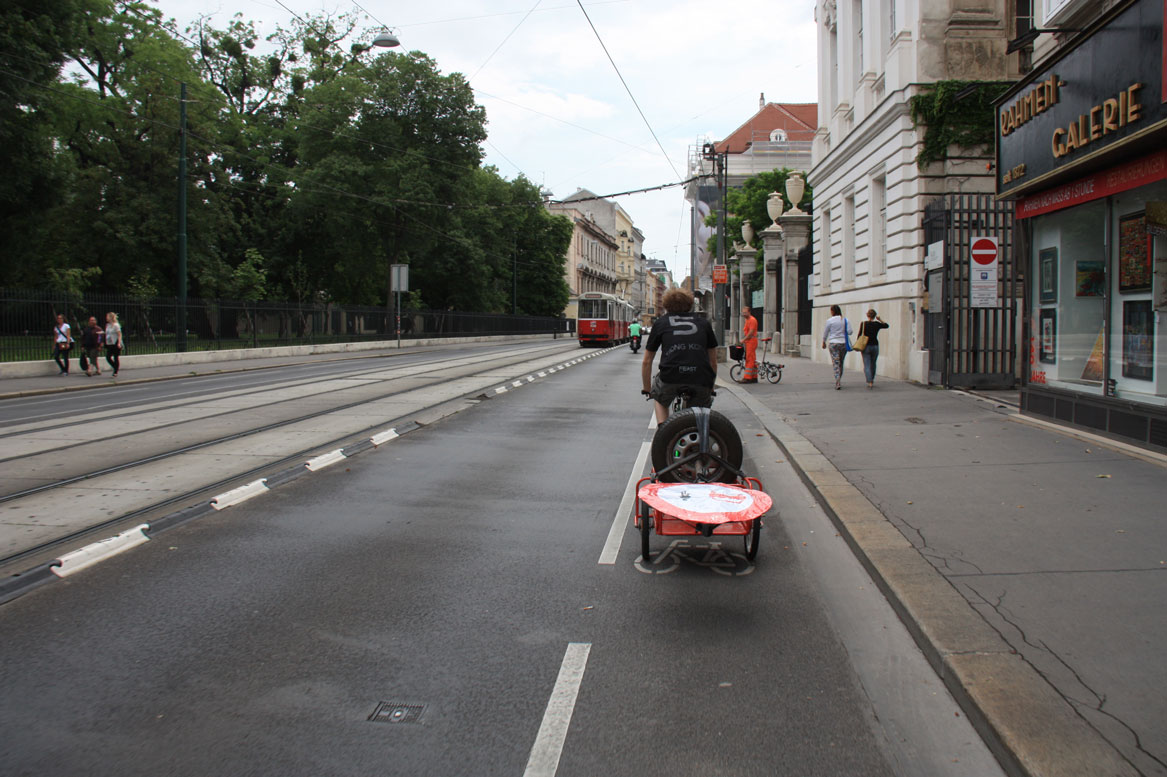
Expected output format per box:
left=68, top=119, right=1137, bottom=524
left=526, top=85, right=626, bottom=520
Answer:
left=810, top=0, right=1019, bottom=383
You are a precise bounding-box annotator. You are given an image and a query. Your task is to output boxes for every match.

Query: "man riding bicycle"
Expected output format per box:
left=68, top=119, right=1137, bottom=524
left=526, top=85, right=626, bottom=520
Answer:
left=641, top=288, right=718, bottom=424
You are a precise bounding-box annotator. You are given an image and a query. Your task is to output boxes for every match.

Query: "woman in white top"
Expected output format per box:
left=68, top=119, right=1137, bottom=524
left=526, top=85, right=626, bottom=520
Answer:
left=820, top=304, right=852, bottom=390
left=104, top=312, right=123, bottom=377
left=52, top=313, right=72, bottom=376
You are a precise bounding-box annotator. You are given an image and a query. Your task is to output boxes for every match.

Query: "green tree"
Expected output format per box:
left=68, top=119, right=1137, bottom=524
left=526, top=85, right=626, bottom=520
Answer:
left=287, top=49, right=487, bottom=307
left=0, top=0, right=85, bottom=285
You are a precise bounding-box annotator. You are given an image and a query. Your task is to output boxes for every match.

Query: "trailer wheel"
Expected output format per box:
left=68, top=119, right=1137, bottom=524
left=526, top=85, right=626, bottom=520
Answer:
left=743, top=518, right=761, bottom=560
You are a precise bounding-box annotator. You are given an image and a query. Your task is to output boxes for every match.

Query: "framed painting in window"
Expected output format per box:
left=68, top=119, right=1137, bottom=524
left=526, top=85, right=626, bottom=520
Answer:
left=1122, top=300, right=1153, bottom=380
left=1039, top=247, right=1057, bottom=304
left=1039, top=308, right=1056, bottom=364
left=1118, top=213, right=1152, bottom=292
left=1074, top=260, right=1105, bottom=297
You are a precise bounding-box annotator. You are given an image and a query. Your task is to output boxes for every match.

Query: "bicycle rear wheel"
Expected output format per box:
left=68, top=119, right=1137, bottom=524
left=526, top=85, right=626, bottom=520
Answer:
left=729, top=363, right=744, bottom=383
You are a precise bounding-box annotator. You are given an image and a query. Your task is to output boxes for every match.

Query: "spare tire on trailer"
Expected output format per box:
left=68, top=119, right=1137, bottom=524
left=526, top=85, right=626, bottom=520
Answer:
left=651, top=408, right=743, bottom=483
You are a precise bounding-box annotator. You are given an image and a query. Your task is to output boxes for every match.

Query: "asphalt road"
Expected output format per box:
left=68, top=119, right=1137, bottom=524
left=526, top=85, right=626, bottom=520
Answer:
left=0, top=347, right=1003, bottom=776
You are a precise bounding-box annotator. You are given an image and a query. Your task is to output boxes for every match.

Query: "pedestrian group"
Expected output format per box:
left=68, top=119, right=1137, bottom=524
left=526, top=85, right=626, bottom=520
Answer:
left=51, top=312, right=123, bottom=377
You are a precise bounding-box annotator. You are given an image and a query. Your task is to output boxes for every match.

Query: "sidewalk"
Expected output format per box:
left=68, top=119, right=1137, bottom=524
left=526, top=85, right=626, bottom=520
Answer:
left=722, top=356, right=1166, bottom=777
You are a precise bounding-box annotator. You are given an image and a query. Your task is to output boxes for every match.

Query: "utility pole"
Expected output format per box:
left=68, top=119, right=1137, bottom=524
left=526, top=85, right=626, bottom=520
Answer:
left=176, top=82, right=188, bottom=353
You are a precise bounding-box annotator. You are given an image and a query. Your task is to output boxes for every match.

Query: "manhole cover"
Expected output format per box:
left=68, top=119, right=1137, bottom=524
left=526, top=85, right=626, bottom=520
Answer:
left=369, top=702, right=426, bottom=724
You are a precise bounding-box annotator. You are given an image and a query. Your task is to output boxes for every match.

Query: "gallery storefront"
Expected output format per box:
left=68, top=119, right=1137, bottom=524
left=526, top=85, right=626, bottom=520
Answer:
left=996, top=0, right=1167, bottom=452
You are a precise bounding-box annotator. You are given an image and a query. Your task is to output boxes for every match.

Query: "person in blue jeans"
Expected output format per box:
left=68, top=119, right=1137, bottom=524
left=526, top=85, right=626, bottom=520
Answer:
left=858, top=309, right=888, bottom=389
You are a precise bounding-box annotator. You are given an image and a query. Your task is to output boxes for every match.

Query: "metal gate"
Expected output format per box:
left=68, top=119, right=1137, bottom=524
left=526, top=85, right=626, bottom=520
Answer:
left=922, top=194, right=1018, bottom=389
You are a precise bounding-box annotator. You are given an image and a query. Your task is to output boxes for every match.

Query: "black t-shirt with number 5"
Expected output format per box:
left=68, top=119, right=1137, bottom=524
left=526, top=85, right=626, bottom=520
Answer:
left=645, top=313, right=718, bottom=386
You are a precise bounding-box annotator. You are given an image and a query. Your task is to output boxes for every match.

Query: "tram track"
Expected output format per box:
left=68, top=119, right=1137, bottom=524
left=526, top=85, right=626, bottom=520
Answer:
left=0, top=340, right=601, bottom=570
left=0, top=341, right=568, bottom=477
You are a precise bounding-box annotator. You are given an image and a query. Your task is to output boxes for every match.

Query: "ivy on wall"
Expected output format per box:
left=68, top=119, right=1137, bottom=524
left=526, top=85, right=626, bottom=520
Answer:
left=908, top=80, right=1014, bottom=166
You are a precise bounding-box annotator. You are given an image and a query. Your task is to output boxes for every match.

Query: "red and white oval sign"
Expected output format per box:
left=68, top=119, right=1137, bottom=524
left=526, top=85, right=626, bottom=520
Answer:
left=971, top=237, right=999, bottom=265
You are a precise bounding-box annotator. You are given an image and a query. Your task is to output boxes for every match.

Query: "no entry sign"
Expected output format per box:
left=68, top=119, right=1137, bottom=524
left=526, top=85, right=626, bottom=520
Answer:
left=971, top=237, right=999, bottom=267
left=969, top=236, right=1000, bottom=308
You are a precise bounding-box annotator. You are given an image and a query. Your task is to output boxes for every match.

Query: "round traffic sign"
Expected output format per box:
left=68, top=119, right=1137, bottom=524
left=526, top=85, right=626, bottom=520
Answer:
left=971, top=237, right=998, bottom=265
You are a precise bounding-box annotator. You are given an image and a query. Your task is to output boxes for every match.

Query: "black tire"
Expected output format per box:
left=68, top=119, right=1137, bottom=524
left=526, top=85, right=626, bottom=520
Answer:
left=639, top=500, right=652, bottom=562
left=766, top=365, right=782, bottom=384
left=651, top=409, right=743, bottom=483
left=744, top=517, right=761, bottom=560
left=729, top=363, right=744, bottom=383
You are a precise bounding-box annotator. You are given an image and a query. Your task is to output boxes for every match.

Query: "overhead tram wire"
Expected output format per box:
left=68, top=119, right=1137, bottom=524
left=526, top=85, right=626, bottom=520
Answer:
left=574, top=0, right=681, bottom=181
left=468, top=0, right=543, bottom=82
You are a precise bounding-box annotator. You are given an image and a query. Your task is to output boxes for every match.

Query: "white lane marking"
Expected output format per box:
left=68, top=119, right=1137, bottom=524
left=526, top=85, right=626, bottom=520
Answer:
left=597, top=440, right=651, bottom=565
left=537, top=371, right=547, bottom=378
left=495, top=386, right=508, bottom=394
left=522, top=642, right=592, bottom=777
left=526, top=375, right=536, bottom=382
left=305, top=449, right=346, bottom=471
left=512, top=380, right=524, bottom=388
left=52, top=524, right=151, bottom=577
left=370, top=428, right=399, bottom=446
left=211, top=478, right=269, bottom=510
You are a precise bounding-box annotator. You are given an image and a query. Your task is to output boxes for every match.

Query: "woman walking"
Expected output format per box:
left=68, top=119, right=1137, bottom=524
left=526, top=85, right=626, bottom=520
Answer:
left=52, top=313, right=73, bottom=375
left=104, top=312, right=123, bottom=377
left=821, top=304, right=852, bottom=390
left=858, top=309, right=888, bottom=389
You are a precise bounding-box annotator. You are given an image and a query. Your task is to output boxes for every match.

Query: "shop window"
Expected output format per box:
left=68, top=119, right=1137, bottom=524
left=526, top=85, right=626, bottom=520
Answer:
left=1109, top=181, right=1167, bottom=404
left=1029, top=200, right=1106, bottom=396
left=1029, top=182, right=1167, bottom=408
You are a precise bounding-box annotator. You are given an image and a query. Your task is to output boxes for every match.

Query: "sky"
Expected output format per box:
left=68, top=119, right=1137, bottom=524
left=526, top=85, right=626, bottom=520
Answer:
left=152, top=0, right=819, bottom=281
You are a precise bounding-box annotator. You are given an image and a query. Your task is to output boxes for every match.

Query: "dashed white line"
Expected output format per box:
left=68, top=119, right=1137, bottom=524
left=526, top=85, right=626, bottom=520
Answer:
left=522, top=642, right=592, bottom=777
left=598, top=438, right=652, bottom=565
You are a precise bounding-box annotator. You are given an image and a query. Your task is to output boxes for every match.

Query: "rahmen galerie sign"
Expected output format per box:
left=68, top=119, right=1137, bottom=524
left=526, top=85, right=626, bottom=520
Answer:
left=995, top=0, right=1167, bottom=199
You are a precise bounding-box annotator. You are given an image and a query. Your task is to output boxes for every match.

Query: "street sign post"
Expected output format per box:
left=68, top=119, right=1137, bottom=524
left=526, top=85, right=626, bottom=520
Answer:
left=969, top=236, right=999, bottom=308
left=391, top=264, right=409, bottom=348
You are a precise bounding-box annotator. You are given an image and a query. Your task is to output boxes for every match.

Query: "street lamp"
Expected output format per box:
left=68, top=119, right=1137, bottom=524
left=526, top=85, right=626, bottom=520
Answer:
left=372, top=30, right=400, bottom=47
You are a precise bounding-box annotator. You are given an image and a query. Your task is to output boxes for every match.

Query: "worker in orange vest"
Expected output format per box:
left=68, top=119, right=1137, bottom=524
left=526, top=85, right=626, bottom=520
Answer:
left=741, top=308, right=759, bottom=383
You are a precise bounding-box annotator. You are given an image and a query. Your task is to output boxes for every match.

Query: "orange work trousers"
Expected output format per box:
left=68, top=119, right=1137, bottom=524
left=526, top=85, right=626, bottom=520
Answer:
left=743, top=338, right=758, bottom=381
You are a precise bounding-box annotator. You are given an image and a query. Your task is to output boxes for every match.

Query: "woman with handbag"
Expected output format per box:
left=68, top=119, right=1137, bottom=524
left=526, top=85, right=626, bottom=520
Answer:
left=52, top=313, right=73, bottom=375
left=857, top=309, right=888, bottom=389
left=821, top=304, right=852, bottom=390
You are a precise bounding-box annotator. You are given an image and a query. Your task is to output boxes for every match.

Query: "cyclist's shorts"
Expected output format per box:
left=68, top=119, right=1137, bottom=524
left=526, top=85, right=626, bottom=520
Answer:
left=651, top=375, right=713, bottom=408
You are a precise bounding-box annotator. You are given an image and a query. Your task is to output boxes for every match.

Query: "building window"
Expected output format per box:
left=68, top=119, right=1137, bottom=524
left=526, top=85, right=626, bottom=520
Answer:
left=872, top=175, right=887, bottom=276
left=843, top=194, right=856, bottom=284
left=829, top=25, right=839, bottom=109
left=853, top=0, right=864, bottom=81
left=821, top=207, right=833, bottom=292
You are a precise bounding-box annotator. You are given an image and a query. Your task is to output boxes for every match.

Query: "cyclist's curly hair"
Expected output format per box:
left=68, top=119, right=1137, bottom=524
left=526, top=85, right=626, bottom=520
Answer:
left=661, top=288, right=694, bottom=314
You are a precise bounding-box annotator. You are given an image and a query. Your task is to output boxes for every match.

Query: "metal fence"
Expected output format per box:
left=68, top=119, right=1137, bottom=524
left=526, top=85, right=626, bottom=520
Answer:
left=1, top=289, right=575, bottom=363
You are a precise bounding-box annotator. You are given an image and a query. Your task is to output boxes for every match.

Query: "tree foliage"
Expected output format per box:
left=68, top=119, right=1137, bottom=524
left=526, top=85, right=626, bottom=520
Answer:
left=1, top=1, right=571, bottom=314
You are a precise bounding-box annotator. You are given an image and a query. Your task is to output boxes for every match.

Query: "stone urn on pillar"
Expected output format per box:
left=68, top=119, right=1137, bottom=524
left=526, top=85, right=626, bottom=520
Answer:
left=766, top=191, right=785, bottom=228
left=785, top=172, right=806, bottom=214
left=741, top=219, right=755, bottom=246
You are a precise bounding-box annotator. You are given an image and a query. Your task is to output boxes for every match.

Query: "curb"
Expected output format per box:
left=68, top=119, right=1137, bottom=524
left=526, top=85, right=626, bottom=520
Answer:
left=0, top=345, right=618, bottom=607
left=721, top=379, right=1139, bottom=777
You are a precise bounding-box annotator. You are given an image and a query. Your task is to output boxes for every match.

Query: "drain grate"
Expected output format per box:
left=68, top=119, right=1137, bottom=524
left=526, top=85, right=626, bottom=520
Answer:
left=369, top=702, right=426, bottom=725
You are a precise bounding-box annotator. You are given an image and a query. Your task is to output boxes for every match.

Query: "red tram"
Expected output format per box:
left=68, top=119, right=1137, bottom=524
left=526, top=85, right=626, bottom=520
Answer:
left=577, top=292, right=634, bottom=347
